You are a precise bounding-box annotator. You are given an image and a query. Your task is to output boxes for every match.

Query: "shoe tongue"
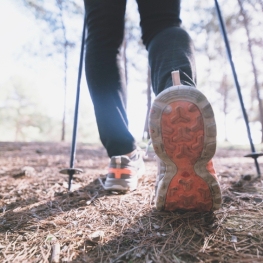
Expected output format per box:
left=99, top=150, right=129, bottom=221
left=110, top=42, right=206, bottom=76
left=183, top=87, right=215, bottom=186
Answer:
left=115, top=156, right=122, bottom=165
left=111, top=150, right=138, bottom=165
left=111, top=155, right=130, bottom=166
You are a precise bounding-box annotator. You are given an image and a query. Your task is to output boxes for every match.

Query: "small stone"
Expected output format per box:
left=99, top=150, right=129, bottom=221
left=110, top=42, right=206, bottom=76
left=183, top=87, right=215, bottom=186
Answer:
left=12, top=166, right=36, bottom=178
left=230, top=235, right=237, bottom=243
left=88, top=231, right=104, bottom=243
left=22, top=166, right=36, bottom=177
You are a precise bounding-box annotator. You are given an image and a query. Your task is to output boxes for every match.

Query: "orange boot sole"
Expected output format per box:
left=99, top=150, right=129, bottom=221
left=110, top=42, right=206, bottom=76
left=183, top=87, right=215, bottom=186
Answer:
left=149, top=86, right=222, bottom=212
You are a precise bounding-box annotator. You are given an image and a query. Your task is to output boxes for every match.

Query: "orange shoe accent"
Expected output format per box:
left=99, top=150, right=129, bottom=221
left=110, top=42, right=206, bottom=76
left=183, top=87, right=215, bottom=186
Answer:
left=206, top=160, right=216, bottom=177
left=108, top=167, right=132, bottom=179
left=162, top=101, right=213, bottom=212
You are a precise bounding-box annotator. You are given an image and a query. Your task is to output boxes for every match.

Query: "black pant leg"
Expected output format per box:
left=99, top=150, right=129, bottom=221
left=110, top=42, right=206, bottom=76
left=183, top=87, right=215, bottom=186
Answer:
left=136, top=0, right=197, bottom=95
left=84, top=0, right=136, bottom=157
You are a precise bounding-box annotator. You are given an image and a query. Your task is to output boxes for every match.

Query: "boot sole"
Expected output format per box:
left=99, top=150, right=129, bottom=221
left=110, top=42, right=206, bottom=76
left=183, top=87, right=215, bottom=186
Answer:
left=149, top=85, right=222, bottom=212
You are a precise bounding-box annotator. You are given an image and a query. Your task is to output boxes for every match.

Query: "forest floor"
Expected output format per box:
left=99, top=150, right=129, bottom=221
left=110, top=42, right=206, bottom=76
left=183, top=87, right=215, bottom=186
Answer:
left=0, top=142, right=263, bottom=263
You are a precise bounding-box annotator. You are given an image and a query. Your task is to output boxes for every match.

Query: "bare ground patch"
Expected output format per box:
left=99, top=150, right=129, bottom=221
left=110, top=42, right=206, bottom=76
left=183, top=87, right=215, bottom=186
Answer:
left=0, top=142, right=263, bottom=262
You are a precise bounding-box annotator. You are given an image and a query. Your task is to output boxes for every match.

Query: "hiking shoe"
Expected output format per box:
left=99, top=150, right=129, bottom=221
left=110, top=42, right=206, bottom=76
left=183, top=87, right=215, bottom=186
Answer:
left=103, top=149, right=145, bottom=191
left=149, top=85, right=222, bottom=212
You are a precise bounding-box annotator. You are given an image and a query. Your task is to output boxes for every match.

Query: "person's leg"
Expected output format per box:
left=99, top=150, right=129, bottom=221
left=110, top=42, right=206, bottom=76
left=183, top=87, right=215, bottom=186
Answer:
left=84, top=0, right=144, bottom=192
left=84, top=0, right=136, bottom=158
left=137, top=0, right=221, bottom=211
left=136, top=0, right=196, bottom=95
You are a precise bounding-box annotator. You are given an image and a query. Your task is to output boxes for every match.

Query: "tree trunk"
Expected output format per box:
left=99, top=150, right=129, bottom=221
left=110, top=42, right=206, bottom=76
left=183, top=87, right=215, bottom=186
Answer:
left=57, top=0, right=68, bottom=141
left=238, top=0, right=263, bottom=142
left=143, top=67, right=151, bottom=140
left=220, top=74, right=229, bottom=142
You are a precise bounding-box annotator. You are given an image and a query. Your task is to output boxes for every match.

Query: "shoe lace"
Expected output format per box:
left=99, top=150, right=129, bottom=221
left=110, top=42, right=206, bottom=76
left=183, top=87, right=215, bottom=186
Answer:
left=180, top=69, right=196, bottom=87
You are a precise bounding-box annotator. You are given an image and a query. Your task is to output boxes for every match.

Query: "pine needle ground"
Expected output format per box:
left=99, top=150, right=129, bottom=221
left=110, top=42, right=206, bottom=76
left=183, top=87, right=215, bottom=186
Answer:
left=0, top=142, right=262, bottom=262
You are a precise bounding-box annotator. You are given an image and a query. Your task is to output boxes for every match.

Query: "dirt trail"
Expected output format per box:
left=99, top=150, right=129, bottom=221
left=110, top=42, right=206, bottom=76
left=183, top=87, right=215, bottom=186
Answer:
left=0, top=142, right=262, bottom=262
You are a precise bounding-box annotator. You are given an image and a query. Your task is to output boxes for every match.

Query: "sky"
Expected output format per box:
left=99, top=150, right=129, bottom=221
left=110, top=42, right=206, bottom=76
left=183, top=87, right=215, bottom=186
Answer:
left=0, top=0, right=262, bottom=145
left=0, top=0, right=66, bottom=117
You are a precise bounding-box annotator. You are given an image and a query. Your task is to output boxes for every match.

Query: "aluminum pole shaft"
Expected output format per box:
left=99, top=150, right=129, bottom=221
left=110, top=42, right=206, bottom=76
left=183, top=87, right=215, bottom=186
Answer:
left=68, top=13, right=86, bottom=190
left=214, top=0, right=260, bottom=176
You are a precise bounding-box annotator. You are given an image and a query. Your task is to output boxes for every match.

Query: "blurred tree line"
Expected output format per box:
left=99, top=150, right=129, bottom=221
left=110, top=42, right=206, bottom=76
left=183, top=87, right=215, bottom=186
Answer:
left=0, top=0, right=262, bottom=143
left=184, top=0, right=263, bottom=143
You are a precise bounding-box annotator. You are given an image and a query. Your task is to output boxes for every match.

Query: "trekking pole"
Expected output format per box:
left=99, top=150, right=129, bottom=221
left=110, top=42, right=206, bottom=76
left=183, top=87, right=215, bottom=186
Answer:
left=214, top=0, right=262, bottom=178
left=60, top=12, right=87, bottom=190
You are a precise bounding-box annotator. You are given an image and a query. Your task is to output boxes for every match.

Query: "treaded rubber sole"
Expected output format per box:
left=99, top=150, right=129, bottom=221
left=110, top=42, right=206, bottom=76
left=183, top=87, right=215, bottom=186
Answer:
left=104, top=178, right=138, bottom=191
left=149, top=85, right=222, bottom=212
left=103, top=165, right=145, bottom=191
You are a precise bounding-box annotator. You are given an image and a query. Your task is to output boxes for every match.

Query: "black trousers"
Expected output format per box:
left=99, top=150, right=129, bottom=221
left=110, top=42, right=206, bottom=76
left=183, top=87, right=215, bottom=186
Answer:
left=84, top=0, right=196, bottom=157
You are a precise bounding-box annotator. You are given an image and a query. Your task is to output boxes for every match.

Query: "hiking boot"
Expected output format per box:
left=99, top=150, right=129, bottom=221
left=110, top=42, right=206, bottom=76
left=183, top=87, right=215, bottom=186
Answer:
left=149, top=85, right=222, bottom=212
left=103, top=149, right=145, bottom=191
